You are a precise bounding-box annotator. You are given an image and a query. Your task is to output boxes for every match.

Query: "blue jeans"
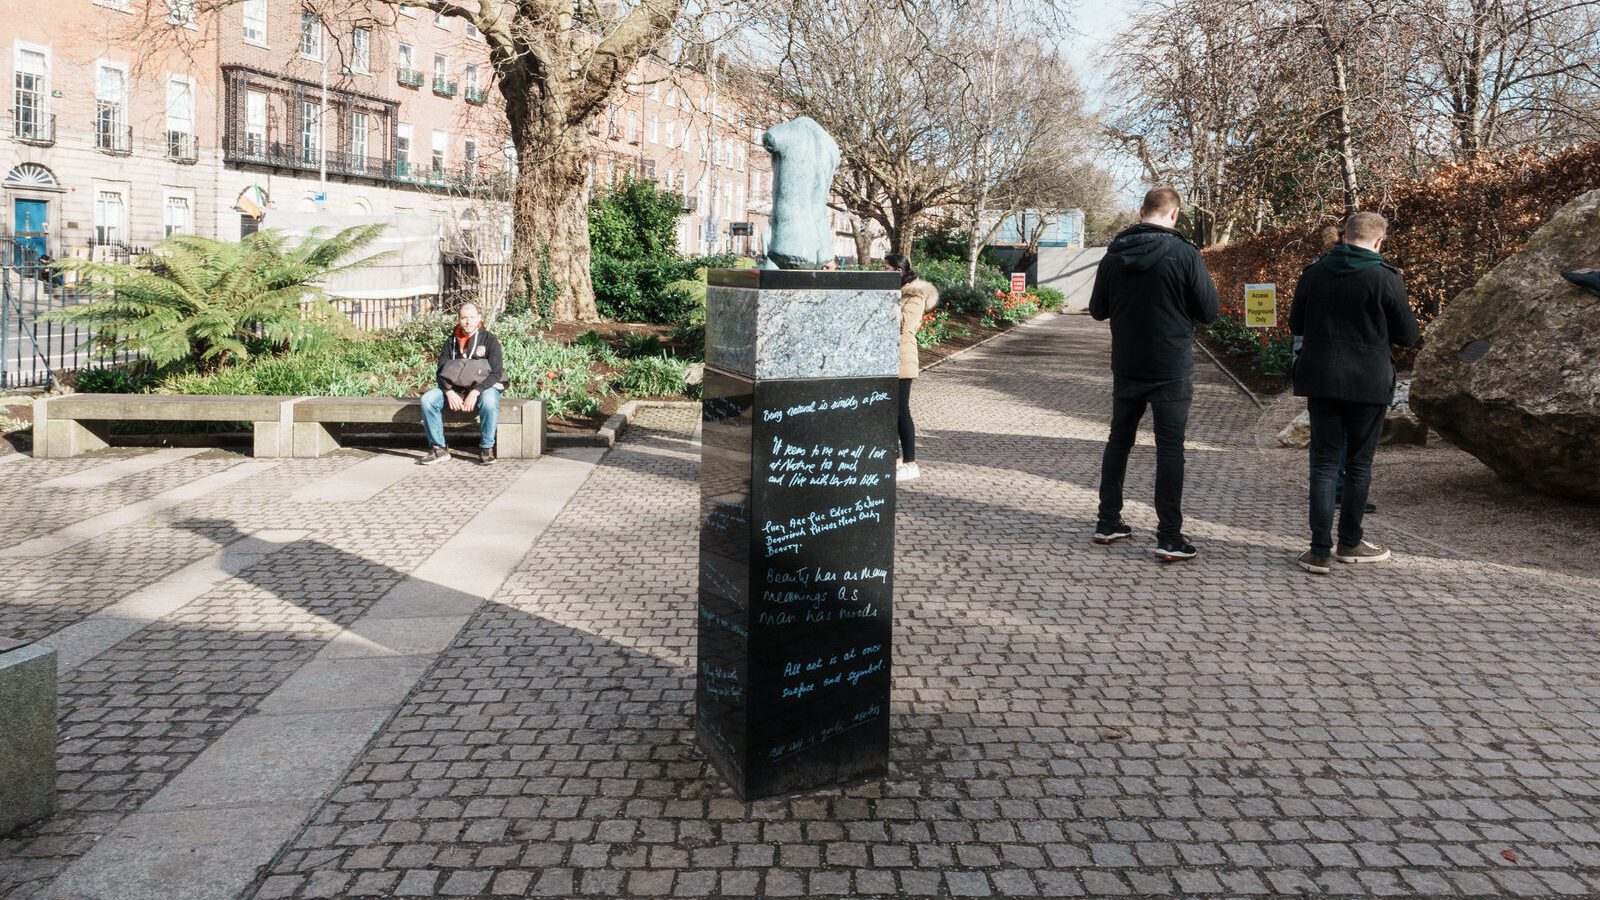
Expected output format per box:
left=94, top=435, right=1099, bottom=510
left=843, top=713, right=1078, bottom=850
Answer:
left=421, top=386, right=500, bottom=449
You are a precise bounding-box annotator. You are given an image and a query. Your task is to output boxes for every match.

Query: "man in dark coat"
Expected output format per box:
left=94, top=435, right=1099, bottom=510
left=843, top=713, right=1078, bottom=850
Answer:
left=1088, top=187, right=1220, bottom=561
left=1289, top=211, right=1421, bottom=573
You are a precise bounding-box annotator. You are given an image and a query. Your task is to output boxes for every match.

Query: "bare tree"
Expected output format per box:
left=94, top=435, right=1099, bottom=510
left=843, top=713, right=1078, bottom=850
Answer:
left=739, top=0, right=968, bottom=256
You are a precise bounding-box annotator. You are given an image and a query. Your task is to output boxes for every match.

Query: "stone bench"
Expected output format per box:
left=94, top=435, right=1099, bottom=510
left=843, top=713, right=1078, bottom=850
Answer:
left=293, top=396, right=545, bottom=458
left=31, top=394, right=296, bottom=459
left=0, top=637, right=56, bottom=835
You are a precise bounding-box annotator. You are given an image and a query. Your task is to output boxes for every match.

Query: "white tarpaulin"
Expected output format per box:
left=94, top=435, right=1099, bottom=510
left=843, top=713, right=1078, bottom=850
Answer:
left=262, top=212, right=443, bottom=299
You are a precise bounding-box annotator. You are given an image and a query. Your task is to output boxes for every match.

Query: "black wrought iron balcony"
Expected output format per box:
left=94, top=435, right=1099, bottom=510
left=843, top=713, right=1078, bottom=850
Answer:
left=95, top=119, right=133, bottom=155
left=166, top=130, right=198, bottom=163
left=10, top=110, right=54, bottom=145
left=432, top=77, right=458, bottom=97
left=397, top=67, right=424, bottom=88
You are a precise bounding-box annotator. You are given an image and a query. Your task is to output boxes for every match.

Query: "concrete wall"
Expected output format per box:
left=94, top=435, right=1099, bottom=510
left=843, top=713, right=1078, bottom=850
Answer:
left=1036, top=246, right=1105, bottom=311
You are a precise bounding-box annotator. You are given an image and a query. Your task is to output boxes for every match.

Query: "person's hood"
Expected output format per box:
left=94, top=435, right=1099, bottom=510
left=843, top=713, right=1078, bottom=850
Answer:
left=1106, top=223, right=1190, bottom=272
left=1320, top=242, right=1386, bottom=275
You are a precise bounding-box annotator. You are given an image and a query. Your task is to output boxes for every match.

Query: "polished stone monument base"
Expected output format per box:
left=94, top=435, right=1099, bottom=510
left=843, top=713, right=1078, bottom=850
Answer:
left=697, top=269, right=901, bottom=800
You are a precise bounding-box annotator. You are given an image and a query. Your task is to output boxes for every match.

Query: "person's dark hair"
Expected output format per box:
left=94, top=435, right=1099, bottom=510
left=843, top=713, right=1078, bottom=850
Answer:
left=883, top=252, right=916, bottom=285
left=1140, top=187, right=1182, bottom=218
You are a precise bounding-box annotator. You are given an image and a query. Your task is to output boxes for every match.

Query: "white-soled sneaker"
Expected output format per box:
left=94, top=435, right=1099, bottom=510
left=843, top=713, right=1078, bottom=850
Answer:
left=1335, top=539, right=1391, bottom=563
left=897, top=461, right=920, bottom=481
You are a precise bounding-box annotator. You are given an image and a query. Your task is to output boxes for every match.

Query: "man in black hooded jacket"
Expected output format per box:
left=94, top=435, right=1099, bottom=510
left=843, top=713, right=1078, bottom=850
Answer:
left=1088, top=187, right=1220, bottom=560
left=1289, top=211, right=1420, bottom=574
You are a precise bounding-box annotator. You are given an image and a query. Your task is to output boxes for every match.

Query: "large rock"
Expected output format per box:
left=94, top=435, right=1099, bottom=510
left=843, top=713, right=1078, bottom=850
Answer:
left=1411, top=189, right=1600, bottom=501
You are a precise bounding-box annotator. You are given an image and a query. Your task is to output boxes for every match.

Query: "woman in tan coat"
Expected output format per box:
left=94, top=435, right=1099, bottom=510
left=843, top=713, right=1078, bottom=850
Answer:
left=884, top=253, right=939, bottom=481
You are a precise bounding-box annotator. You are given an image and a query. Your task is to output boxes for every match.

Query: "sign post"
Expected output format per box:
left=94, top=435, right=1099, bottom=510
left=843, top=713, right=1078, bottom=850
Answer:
left=1244, top=283, right=1277, bottom=328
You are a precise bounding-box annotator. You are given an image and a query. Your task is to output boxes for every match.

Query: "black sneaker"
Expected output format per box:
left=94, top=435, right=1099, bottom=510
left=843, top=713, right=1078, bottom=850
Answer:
left=418, top=446, right=450, bottom=466
left=1152, top=536, right=1196, bottom=561
left=1297, top=550, right=1332, bottom=574
left=1092, top=521, right=1133, bottom=544
left=1335, top=539, right=1391, bottom=563
left=478, top=446, right=496, bottom=466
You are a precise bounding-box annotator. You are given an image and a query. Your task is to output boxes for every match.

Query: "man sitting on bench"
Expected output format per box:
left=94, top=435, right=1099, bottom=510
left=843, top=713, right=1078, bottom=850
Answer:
left=419, top=302, right=507, bottom=466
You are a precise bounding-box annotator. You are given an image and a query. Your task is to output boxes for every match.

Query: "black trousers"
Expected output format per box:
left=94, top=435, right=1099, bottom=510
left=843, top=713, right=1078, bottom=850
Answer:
left=1097, top=388, right=1191, bottom=540
left=898, top=378, right=915, bottom=462
left=1307, top=397, right=1386, bottom=553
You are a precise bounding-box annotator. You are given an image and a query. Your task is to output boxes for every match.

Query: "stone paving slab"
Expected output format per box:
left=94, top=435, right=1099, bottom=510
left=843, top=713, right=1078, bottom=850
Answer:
left=4, top=315, right=1600, bottom=900
left=254, top=325, right=1599, bottom=900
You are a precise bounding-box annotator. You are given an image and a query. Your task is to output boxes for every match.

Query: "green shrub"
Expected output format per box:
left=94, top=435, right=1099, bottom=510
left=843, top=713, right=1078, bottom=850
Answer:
left=671, top=321, right=705, bottom=360
left=574, top=330, right=607, bottom=352
left=915, top=308, right=959, bottom=348
left=622, top=332, right=664, bottom=359
left=73, top=365, right=153, bottom=393
left=589, top=178, right=683, bottom=260
left=592, top=254, right=704, bottom=323
left=918, top=257, right=1008, bottom=295
left=938, top=284, right=991, bottom=315
left=45, top=226, right=384, bottom=370
left=613, top=354, right=691, bottom=398
left=1033, top=286, right=1065, bottom=311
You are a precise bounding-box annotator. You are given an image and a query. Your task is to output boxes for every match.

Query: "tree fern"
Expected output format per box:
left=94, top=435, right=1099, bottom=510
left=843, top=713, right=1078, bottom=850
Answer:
left=46, top=225, right=387, bottom=371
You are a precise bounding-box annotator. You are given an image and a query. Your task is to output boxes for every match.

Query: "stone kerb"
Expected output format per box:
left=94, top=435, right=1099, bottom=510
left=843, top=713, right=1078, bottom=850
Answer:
left=0, top=638, right=57, bottom=835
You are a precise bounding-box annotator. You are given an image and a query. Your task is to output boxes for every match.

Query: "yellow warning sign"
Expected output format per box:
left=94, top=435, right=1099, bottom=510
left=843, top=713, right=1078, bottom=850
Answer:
left=1244, top=283, right=1277, bottom=328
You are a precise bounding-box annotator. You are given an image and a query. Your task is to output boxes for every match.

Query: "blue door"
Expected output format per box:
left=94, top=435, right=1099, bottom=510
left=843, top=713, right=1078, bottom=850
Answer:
left=13, top=198, right=48, bottom=264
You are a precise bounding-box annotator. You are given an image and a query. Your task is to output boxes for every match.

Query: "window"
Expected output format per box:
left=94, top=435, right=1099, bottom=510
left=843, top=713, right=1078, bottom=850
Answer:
left=94, top=190, right=125, bottom=245
left=167, top=0, right=196, bottom=28
left=503, top=139, right=516, bottom=173
left=606, top=106, right=618, bottom=139
left=397, top=43, right=413, bottom=70
left=665, top=120, right=676, bottom=147
left=434, top=11, right=449, bottom=28
left=14, top=48, right=47, bottom=142
left=396, top=123, right=412, bottom=175
left=242, top=0, right=266, bottom=44
left=164, top=196, right=191, bottom=237
left=350, top=111, right=368, bottom=170
left=95, top=63, right=128, bottom=152
left=300, top=100, right=321, bottom=163
left=300, top=13, right=322, bottom=59
left=627, top=113, right=638, bottom=143
left=464, top=64, right=478, bottom=90
left=433, top=53, right=447, bottom=80
left=666, top=89, right=676, bottom=109
left=647, top=114, right=658, bottom=144
left=463, top=138, right=477, bottom=177
left=431, top=130, right=447, bottom=176
left=466, top=21, right=480, bottom=39
left=651, top=82, right=661, bottom=101
left=166, top=76, right=195, bottom=159
left=244, top=90, right=266, bottom=156
left=349, top=28, right=370, bottom=73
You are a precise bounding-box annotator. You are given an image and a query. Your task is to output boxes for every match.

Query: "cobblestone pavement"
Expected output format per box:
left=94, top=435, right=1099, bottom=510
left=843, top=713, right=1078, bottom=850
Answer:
left=6, top=313, right=1600, bottom=899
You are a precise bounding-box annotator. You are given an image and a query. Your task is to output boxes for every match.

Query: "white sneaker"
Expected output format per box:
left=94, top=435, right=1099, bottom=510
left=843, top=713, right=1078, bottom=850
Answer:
left=897, top=461, right=920, bottom=481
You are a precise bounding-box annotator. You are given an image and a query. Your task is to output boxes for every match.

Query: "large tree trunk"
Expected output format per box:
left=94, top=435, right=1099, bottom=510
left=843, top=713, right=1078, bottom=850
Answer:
left=1329, top=52, right=1361, bottom=214
left=849, top=217, right=874, bottom=266
left=508, top=118, right=599, bottom=323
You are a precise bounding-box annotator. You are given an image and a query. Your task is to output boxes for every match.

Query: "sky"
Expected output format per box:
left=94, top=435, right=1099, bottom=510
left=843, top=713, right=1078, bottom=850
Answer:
left=1060, top=0, right=1147, bottom=205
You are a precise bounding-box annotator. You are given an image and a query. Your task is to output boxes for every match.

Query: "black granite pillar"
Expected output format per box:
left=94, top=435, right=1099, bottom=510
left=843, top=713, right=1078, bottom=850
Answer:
left=696, top=269, right=902, bottom=800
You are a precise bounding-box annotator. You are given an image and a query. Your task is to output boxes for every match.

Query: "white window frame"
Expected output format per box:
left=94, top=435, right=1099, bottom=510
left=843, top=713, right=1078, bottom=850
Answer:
left=397, top=43, right=414, bottom=70
left=244, top=89, right=267, bottom=155
left=93, top=185, right=128, bottom=245
left=165, top=75, right=195, bottom=158
left=241, top=0, right=267, bottom=46
left=300, top=100, right=321, bottom=162
left=350, top=111, right=369, bottom=170
left=434, top=11, right=451, bottom=29
left=431, top=130, right=448, bottom=175
left=94, top=0, right=133, bottom=11
left=163, top=192, right=193, bottom=238
left=465, top=20, right=481, bottom=39
left=95, top=61, right=128, bottom=151
left=647, top=114, right=658, bottom=144
left=300, top=13, right=323, bottom=60
left=349, top=27, right=370, bottom=74
left=396, top=122, right=413, bottom=175
left=464, top=64, right=478, bottom=91
left=167, top=0, right=197, bottom=29
left=665, top=120, right=676, bottom=148
left=463, top=137, right=477, bottom=176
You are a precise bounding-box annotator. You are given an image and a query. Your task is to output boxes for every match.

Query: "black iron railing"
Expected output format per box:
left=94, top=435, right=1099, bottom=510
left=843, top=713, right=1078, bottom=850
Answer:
left=10, top=109, right=54, bottom=145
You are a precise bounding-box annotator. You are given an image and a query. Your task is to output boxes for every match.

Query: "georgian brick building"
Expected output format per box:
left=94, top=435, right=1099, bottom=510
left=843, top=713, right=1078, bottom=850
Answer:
left=2, top=2, right=868, bottom=269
